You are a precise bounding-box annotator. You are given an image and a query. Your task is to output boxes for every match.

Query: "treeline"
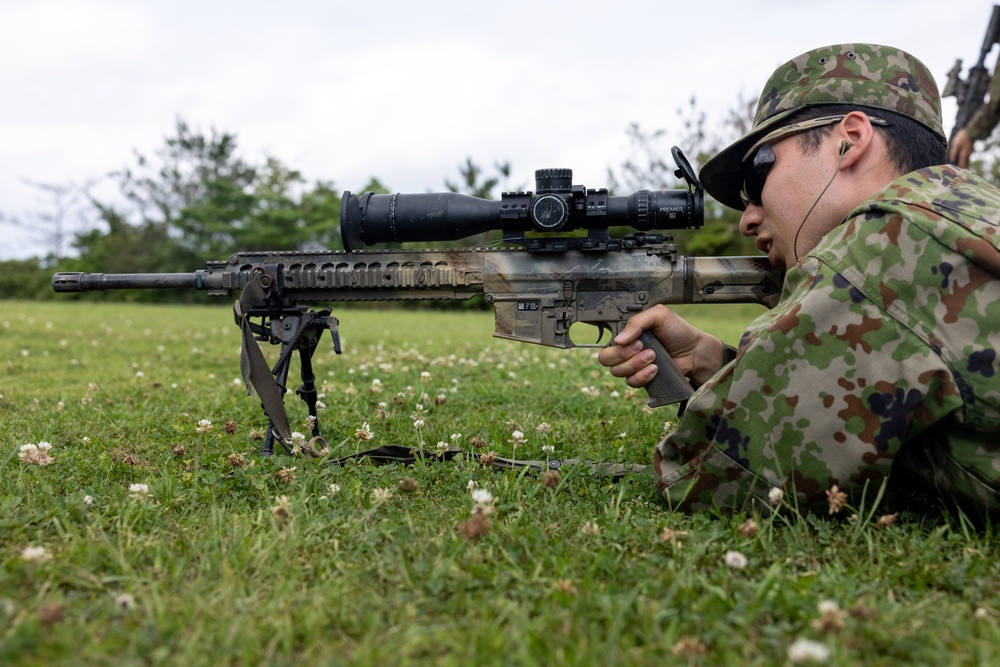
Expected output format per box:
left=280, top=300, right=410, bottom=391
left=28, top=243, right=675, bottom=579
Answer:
left=5, top=120, right=364, bottom=303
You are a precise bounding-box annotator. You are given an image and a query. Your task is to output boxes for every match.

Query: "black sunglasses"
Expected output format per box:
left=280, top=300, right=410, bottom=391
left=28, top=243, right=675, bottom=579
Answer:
left=740, top=143, right=776, bottom=207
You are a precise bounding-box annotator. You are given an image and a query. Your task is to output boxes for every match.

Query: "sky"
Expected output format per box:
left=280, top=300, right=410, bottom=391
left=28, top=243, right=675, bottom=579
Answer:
left=0, top=0, right=991, bottom=260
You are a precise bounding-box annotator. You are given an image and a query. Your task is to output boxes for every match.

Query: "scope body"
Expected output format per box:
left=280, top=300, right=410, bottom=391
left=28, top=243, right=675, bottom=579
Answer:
left=341, top=150, right=703, bottom=251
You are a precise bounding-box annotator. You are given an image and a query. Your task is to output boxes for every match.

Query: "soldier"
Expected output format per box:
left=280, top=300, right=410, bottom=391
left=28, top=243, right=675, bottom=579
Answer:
left=948, top=69, right=1000, bottom=167
left=599, top=44, right=1000, bottom=520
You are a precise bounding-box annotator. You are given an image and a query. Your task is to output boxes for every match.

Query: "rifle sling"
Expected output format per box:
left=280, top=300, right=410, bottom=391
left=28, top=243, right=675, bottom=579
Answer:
left=329, top=444, right=650, bottom=481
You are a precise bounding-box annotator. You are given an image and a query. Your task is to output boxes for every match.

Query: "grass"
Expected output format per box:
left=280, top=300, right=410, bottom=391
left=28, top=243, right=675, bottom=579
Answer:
left=2, top=300, right=999, bottom=666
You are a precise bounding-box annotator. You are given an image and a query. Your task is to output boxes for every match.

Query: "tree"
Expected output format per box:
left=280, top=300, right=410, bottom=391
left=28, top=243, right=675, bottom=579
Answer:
left=608, top=94, right=759, bottom=256
left=100, top=117, right=343, bottom=258
left=445, top=158, right=514, bottom=199
left=0, top=179, right=95, bottom=264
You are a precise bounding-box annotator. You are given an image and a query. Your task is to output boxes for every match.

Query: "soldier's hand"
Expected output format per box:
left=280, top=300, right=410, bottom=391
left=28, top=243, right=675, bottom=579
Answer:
left=948, top=129, right=974, bottom=168
left=597, top=305, right=724, bottom=389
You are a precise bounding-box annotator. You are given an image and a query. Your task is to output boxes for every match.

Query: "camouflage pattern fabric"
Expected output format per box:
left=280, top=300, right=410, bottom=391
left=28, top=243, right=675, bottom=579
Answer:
left=701, top=43, right=945, bottom=211
left=965, top=67, right=1000, bottom=141
left=654, top=164, right=1000, bottom=518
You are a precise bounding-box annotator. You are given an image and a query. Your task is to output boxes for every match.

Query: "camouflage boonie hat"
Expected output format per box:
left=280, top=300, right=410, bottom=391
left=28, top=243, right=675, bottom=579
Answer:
left=700, top=43, right=945, bottom=210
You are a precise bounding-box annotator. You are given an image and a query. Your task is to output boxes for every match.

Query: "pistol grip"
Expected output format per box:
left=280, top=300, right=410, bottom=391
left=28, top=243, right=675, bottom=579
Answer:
left=638, top=330, right=694, bottom=407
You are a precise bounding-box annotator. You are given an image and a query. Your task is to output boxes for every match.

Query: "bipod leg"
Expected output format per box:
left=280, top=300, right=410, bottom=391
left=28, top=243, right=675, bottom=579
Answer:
left=296, top=342, right=321, bottom=440
left=260, top=342, right=294, bottom=457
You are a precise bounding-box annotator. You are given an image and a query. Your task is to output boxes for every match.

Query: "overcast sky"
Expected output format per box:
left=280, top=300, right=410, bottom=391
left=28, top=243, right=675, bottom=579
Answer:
left=0, top=0, right=991, bottom=259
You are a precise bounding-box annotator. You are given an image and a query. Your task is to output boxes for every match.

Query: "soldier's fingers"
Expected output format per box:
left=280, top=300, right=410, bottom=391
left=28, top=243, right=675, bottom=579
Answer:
left=624, top=362, right=659, bottom=389
left=597, top=340, right=643, bottom=367
left=602, top=347, right=656, bottom=378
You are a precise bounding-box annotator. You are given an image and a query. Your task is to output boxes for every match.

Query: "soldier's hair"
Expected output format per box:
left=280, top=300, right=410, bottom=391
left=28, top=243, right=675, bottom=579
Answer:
left=789, top=103, right=947, bottom=174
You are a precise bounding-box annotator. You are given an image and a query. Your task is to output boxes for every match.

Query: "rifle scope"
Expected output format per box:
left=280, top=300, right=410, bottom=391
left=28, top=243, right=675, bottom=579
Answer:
left=340, top=146, right=703, bottom=251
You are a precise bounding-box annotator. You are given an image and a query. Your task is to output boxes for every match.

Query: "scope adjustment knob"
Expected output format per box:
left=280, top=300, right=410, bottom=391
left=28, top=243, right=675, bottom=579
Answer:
left=634, top=190, right=651, bottom=228
left=530, top=193, right=570, bottom=231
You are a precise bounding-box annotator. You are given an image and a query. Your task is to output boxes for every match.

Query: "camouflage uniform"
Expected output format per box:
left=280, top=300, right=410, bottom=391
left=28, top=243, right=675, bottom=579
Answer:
left=963, top=65, right=1000, bottom=142
left=654, top=44, right=1000, bottom=518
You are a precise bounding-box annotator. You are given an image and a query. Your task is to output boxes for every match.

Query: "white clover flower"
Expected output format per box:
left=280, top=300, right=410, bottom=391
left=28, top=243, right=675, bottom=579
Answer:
left=195, top=419, right=212, bottom=433
left=328, top=483, right=341, bottom=495
left=542, top=445, right=555, bottom=454
left=817, top=600, right=840, bottom=616
left=18, top=442, right=54, bottom=466
left=413, top=419, right=425, bottom=429
left=471, top=488, right=494, bottom=505
left=18, top=443, right=38, bottom=463
left=466, top=480, right=477, bottom=490
left=536, top=422, right=552, bottom=434
left=470, top=487, right=496, bottom=515
left=21, top=545, right=52, bottom=563
left=115, top=593, right=136, bottom=610
left=768, top=486, right=784, bottom=505
left=371, top=487, right=393, bottom=504
left=723, top=550, right=748, bottom=569
left=83, top=495, right=94, bottom=505
left=787, top=637, right=830, bottom=664
left=435, top=441, right=449, bottom=453
left=450, top=433, right=462, bottom=442
left=128, top=483, right=150, bottom=500
left=355, top=422, right=374, bottom=441
left=581, top=521, right=601, bottom=536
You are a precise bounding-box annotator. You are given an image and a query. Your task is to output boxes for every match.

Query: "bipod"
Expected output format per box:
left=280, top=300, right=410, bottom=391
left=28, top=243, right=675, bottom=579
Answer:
left=251, top=306, right=342, bottom=457
left=233, top=273, right=342, bottom=457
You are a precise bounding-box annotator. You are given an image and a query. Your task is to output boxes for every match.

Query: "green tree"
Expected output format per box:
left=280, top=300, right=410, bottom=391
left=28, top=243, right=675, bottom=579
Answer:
left=60, top=203, right=201, bottom=302
left=608, top=94, right=759, bottom=256
left=104, top=118, right=343, bottom=258
left=445, top=158, right=514, bottom=199
left=0, top=258, right=52, bottom=300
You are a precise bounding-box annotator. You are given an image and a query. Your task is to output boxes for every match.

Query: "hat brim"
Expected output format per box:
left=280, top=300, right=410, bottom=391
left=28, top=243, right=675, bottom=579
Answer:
left=698, top=108, right=797, bottom=211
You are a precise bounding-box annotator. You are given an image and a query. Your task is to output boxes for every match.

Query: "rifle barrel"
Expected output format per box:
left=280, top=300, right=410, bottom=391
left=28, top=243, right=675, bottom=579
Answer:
left=52, top=271, right=210, bottom=292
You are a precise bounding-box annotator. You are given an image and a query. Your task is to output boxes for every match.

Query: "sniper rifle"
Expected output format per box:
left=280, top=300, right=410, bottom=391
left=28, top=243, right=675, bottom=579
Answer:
left=53, top=147, right=783, bottom=457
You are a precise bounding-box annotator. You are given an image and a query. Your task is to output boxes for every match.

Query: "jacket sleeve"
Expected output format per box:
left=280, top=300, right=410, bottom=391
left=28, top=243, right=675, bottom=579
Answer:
left=965, top=68, right=1000, bottom=141
left=654, top=255, right=962, bottom=514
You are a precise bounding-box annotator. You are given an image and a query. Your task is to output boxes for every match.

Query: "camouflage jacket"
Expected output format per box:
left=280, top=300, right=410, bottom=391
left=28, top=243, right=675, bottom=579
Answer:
left=965, top=67, right=1000, bottom=141
left=654, top=165, right=1000, bottom=517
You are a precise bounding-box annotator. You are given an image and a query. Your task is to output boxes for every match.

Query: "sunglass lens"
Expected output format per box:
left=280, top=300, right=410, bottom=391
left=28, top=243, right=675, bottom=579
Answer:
left=741, top=144, right=776, bottom=206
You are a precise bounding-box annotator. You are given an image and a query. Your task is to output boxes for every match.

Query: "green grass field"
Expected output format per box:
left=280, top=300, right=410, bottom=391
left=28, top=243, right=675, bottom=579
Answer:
left=2, top=300, right=999, bottom=666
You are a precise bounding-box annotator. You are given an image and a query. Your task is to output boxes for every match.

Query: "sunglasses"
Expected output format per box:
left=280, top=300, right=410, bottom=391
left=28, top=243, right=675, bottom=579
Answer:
left=740, top=143, right=775, bottom=207
left=737, top=114, right=890, bottom=208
